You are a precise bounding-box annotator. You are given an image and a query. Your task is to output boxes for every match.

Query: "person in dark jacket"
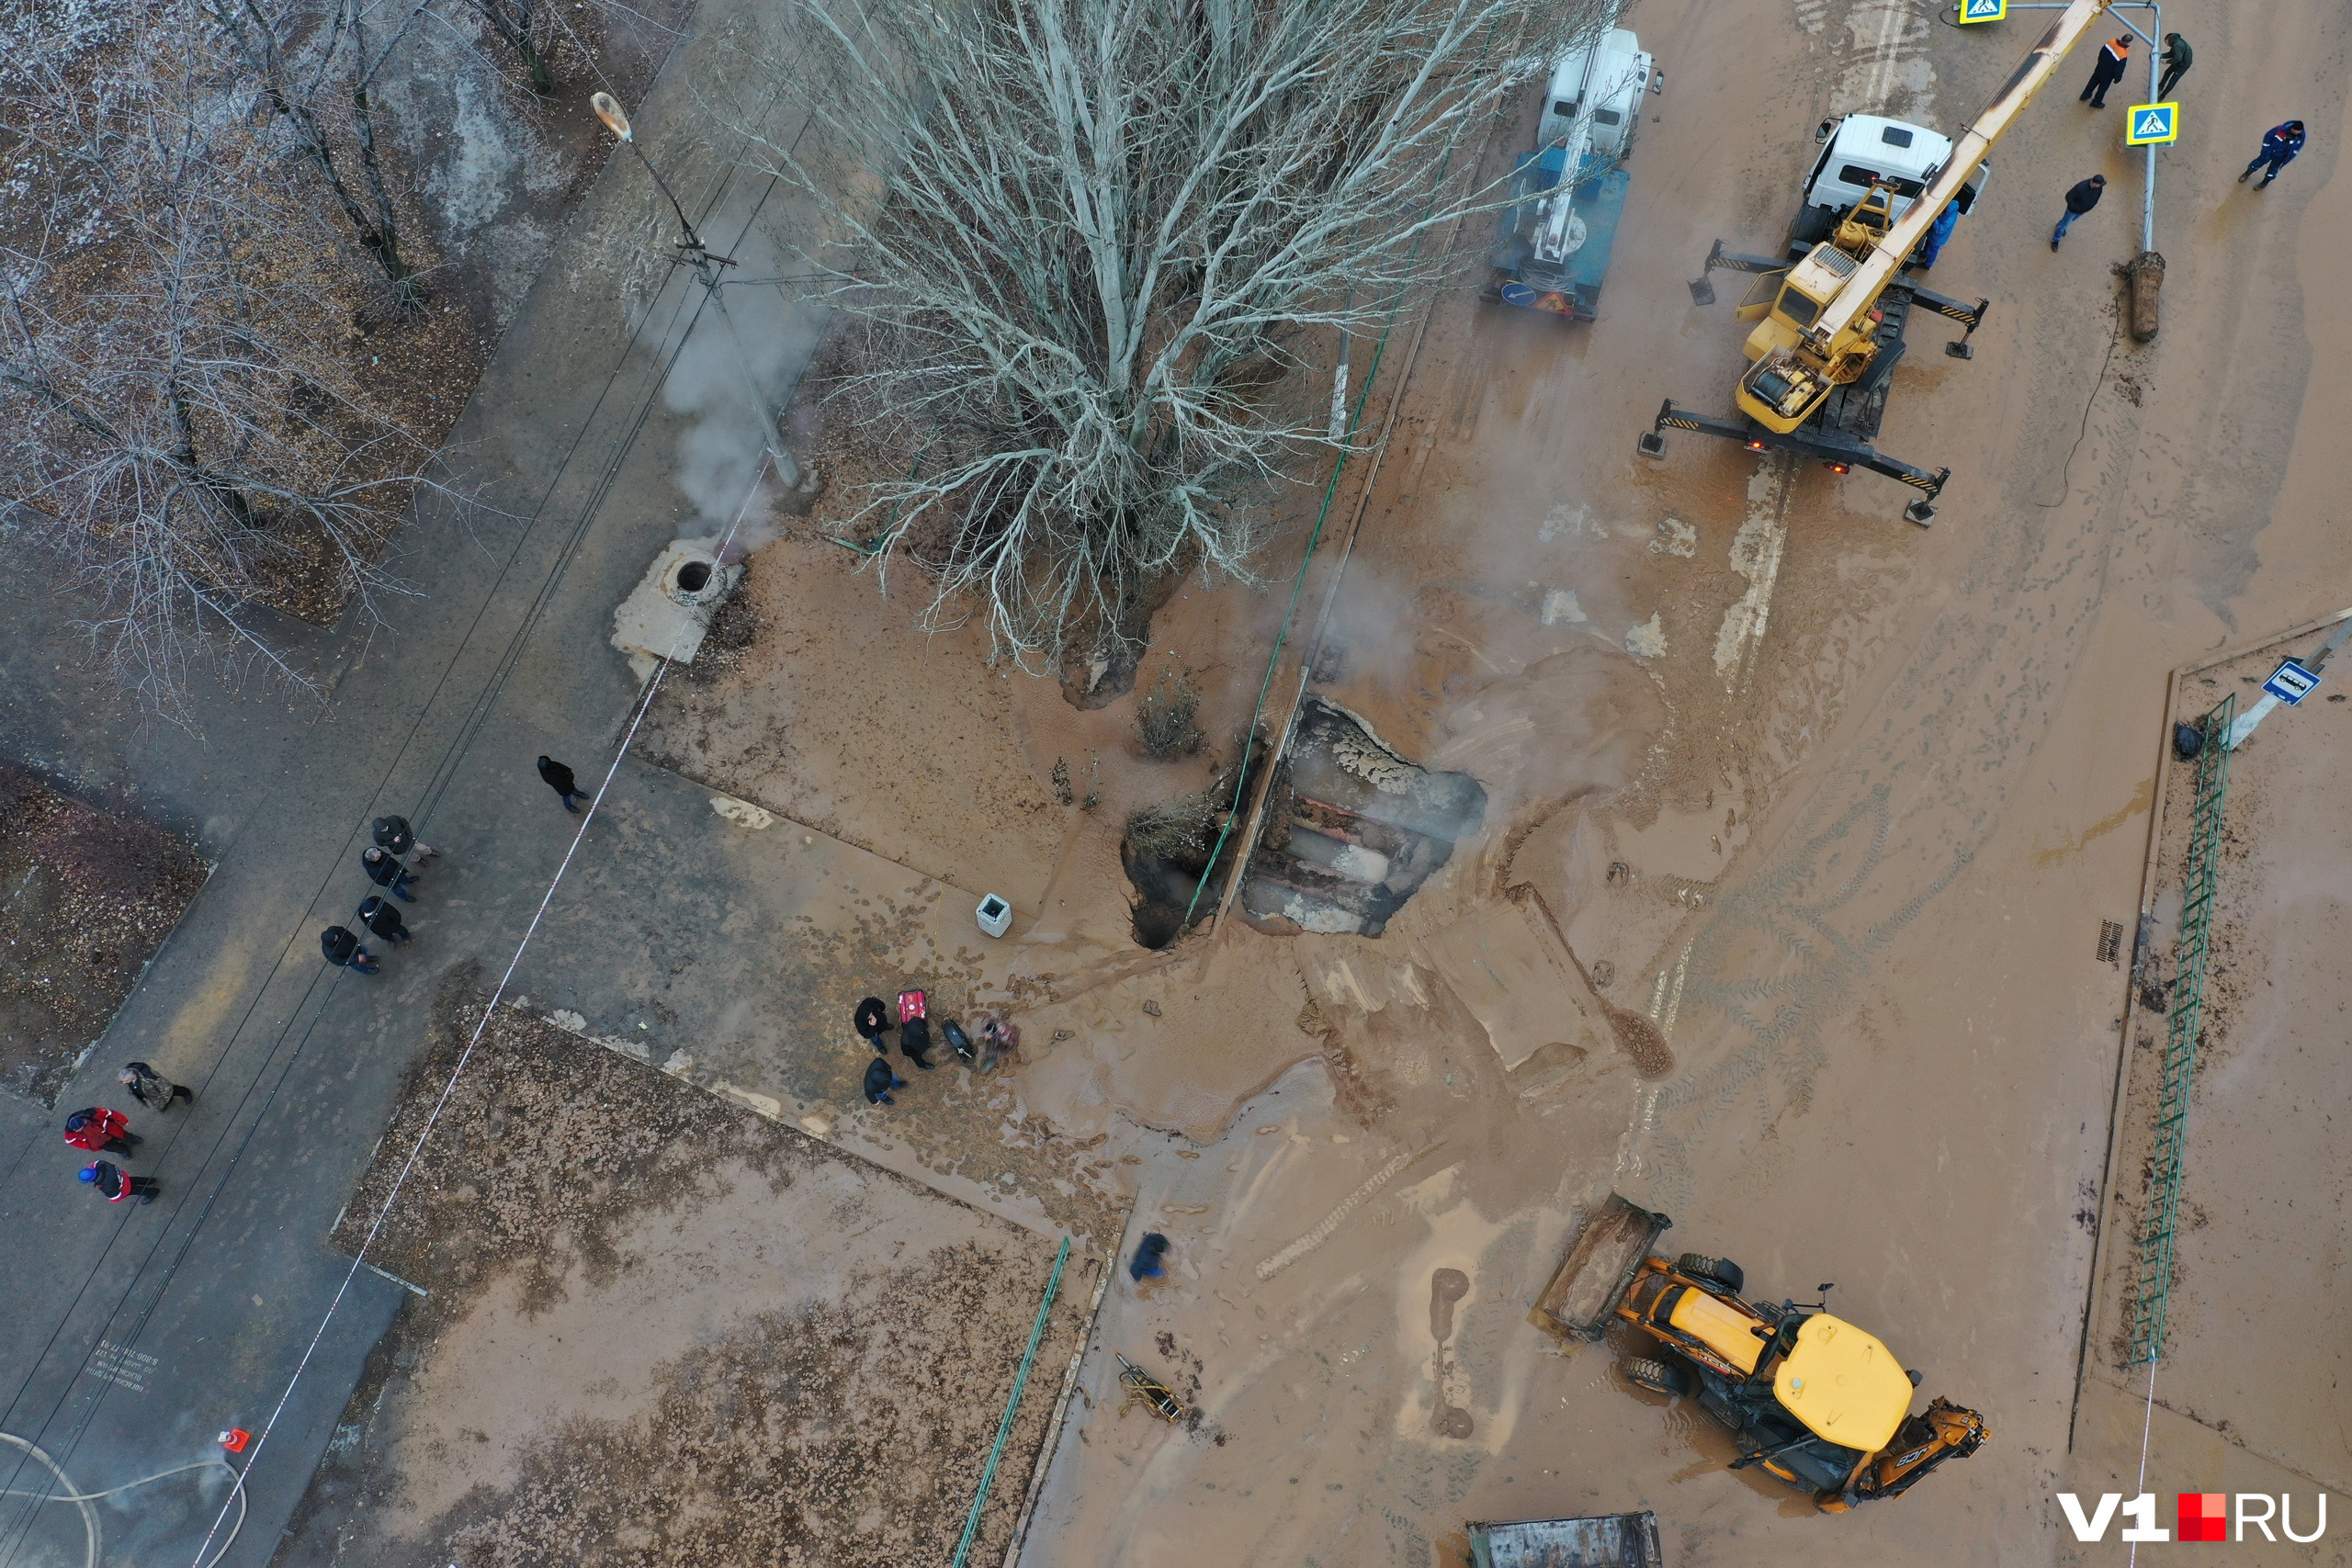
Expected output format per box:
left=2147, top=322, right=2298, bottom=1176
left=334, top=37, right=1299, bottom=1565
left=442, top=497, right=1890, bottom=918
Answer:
left=79, top=1161, right=158, bottom=1204
left=322, top=926, right=379, bottom=973
left=2156, top=33, right=2192, bottom=99
left=854, top=997, right=891, bottom=1052
left=120, top=1062, right=192, bottom=1112
left=863, top=1056, right=908, bottom=1104
left=361, top=846, right=415, bottom=901
left=2078, top=34, right=2130, bottom=108
left=371, top=814, right=438, bottom=865
left=2241, top=120, right=2306, bottom=188
left=899, top=1014, right=936, bottom=1070
left=63, top=1108, right=138, bottom=1156
left=537, top=756, right=585, bottom=813
left=2051, top=174, right=2106, bottom=250
left=1129, top=1232, right=1171, bottom=1281
left=356, top=895, right=412, bottom=943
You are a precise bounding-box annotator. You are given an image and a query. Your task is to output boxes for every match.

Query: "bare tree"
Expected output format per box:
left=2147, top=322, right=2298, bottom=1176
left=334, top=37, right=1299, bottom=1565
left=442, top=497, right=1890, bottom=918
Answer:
left=455, top=0, right=556, bottom=92
left=734, top=0, right=1611, bottom=673
left=0, top=25, right=447, bottom=722
left=209, top=0, right=434, bottom=310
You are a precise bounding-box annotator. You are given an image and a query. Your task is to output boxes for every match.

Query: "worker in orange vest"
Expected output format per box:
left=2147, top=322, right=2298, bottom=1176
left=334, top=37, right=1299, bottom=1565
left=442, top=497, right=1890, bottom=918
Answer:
left=2079, top=34, right=2131, bottom=110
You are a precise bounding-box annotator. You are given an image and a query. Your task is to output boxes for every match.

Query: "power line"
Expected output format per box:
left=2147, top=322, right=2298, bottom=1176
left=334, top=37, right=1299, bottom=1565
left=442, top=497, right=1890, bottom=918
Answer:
left=0, top=89, right=805, bottom=1568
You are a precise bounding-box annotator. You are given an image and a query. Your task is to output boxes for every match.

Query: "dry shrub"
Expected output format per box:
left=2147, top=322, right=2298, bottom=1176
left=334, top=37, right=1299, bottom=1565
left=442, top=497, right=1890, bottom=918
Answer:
left=1125, top=790, right=1217, bottom=863
left=1136, top=666, right=1203, bottom=760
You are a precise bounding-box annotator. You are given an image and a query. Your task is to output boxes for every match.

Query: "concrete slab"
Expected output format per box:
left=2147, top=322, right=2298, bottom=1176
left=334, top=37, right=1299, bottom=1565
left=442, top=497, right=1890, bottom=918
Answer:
left=1411, top=897, right=1610, bottom=1071
left=507, top=754, right=1123, bottom=1247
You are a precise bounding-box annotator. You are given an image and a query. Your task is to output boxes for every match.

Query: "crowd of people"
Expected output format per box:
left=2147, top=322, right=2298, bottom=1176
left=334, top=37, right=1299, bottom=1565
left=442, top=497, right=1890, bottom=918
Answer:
left=2052, top=32, right=2306, bottom=252
left=64, top=1063, right=195, bottom=1205
left=853, top=990, right=1019, bottom=1104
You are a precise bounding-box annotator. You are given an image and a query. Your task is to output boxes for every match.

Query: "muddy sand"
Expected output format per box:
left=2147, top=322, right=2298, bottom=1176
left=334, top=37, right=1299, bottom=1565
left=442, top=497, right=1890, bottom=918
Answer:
left=365, top=0, right=2352, bottom=1560
left=281, top=970, right=1086, bottom=1567
left=2067, top=621, right=2352, bottom=1560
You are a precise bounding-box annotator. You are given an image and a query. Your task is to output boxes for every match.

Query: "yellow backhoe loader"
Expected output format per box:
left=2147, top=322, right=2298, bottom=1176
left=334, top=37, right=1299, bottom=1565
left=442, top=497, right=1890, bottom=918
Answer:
left=1535, top=1194, right=1988, bottom=1510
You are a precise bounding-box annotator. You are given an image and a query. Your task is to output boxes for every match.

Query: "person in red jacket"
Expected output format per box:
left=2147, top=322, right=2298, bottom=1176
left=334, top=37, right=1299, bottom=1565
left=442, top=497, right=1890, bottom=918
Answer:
left=79, top=1162, right=159, bottom=1203
left=63, top=1107, right=139, bottom=1157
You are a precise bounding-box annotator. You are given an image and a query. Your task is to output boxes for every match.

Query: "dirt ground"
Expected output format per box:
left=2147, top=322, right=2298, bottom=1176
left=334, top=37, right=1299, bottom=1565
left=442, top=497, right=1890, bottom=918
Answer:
left=2065, top=622, right=2352, bottom=1562
left=337, top=0, right=2352, bottom=1561
left=280, top=967, right=1087, bottom=1568
left=0, top=763, right=207, bottom=1104
left=3, top=0, right=691, bottom=630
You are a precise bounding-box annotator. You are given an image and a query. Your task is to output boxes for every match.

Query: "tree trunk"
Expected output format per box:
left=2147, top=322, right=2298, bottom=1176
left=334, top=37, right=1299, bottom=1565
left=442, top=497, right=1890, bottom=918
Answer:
left=348, top=79, right=421, bottom=307
left=476, top=0, right=553, bottom=93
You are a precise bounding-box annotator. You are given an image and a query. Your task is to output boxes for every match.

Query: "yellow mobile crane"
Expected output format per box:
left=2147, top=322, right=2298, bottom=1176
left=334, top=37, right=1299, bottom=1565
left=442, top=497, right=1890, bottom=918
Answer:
left=1640, top=0, right=2119, bottom=524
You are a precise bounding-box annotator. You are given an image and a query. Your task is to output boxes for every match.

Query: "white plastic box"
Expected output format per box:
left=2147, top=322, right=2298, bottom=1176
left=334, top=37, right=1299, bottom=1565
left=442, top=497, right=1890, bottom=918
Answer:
left=976, top=895, right=1012, bottom=939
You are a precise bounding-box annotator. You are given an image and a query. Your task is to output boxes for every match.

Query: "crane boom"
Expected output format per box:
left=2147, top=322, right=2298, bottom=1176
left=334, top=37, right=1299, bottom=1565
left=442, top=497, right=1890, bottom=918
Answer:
left=1807, top=0, right=2115, bottom=353
left=1644, top=0, right=2132, bottom=523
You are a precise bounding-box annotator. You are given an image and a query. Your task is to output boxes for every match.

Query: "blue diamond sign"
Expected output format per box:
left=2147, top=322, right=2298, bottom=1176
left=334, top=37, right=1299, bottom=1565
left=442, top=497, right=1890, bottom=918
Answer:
left=2126, top=103, right=2179, bottom=145
left=1958, top=0, right=2006, bottom=19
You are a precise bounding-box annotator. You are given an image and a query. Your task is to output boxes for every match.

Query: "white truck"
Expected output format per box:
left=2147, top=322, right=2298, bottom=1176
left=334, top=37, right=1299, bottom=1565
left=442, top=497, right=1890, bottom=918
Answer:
left=1786, top=113, right=1991, bottom=256
left=1485, top=27, right=1657, bottom=321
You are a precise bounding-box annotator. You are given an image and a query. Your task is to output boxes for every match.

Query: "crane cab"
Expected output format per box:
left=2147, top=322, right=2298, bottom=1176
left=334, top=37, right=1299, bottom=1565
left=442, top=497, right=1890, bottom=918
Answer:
left=1791, top=114, right=1989, bottom=252
left=1535, top=28, right=1654, bottom=162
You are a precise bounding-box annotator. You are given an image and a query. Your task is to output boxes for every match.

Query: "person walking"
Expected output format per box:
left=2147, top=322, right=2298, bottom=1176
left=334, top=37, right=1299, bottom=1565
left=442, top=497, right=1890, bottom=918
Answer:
left=78, top=1161, right=158, bottom=1204
left=863, top=1056, right=909, bottom=1105
left=2078, top=34, right=2130, bottom=109
left=1129, top=1232, right=1171, bottom=1282
left=853, top=997, right=891, bottom=1053
left=973, top=1011, right=1021, bottom=1072
left=361, top=845, right=416, bottom=901
left=372, top=815, right=439, bottom=866
left=537, top=756, right=586, bottom=813
left=2156, top=33, right=2192, bottom=99
left=119, top=1062, right=193, bottom=1112
left=356, top=895, right=413, bottom=944
left=2241, top=120, right=2306, bottom=188
left=63, top=1107, right=139, bottom=1157
left=2051, top=174, right=2106, bottom=251
left=321, top=925, right=379, bottom=974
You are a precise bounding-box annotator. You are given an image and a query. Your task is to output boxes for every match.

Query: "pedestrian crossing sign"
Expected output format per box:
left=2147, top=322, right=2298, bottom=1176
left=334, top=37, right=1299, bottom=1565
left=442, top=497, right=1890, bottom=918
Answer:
left=2126, top=103, right=2179, bottom=145
left=1958, top=0, right=2006, bottom=21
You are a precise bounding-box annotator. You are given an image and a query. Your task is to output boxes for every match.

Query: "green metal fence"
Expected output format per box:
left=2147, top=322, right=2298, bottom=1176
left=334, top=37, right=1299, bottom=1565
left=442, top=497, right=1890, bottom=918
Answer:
left=2127, top=693, right=2235, bottom=1365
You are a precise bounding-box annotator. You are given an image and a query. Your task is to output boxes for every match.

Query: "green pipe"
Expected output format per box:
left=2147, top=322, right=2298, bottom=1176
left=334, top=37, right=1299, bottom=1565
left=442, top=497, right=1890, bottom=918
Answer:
left=952, top=1234, right=1071, bottom=1566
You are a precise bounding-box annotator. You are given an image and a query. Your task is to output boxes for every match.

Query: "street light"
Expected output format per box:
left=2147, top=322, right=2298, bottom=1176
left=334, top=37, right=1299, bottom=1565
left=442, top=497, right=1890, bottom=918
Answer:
left=592, top=91, right=733, bottom=276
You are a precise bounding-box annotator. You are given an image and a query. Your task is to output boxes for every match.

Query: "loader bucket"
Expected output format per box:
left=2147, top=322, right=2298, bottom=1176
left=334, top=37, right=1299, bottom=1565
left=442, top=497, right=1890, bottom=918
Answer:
left=1533, top=1192, right=1672, bottom=1339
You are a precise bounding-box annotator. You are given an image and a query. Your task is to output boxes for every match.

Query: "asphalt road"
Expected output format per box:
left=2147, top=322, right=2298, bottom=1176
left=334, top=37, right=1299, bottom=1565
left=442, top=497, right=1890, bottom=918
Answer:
left=0, top=5, right=832, bottom=1560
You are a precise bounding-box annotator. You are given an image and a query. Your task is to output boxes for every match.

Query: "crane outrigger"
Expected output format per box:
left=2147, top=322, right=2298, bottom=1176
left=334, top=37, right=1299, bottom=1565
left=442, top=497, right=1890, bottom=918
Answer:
left=1639, top=0, right=2120, bottom=524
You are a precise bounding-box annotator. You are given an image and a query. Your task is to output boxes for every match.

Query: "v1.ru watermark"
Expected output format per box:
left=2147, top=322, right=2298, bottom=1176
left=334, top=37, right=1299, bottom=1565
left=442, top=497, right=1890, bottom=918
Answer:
left=2058, top=1493, right=2328, bottom=1543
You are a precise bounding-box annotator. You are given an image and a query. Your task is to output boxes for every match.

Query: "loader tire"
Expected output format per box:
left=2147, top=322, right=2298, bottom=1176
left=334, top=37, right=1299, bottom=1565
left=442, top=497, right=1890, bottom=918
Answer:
left=1678, top=1254, right=1745, bottom=1293
left=1622, top=1357, right=1694, bottom=1398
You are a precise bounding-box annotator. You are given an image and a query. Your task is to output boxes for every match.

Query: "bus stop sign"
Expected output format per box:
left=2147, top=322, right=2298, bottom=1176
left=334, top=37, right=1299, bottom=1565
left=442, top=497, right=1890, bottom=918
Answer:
left=2264, top=659, right=2321, bottom=705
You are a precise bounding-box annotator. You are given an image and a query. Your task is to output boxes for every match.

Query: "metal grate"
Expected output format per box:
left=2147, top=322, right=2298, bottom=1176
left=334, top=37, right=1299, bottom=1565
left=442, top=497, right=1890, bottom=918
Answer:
left=2097, top=920, right=2124, bottom=965
left=2128, top=694, right=2235, bottom=1364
